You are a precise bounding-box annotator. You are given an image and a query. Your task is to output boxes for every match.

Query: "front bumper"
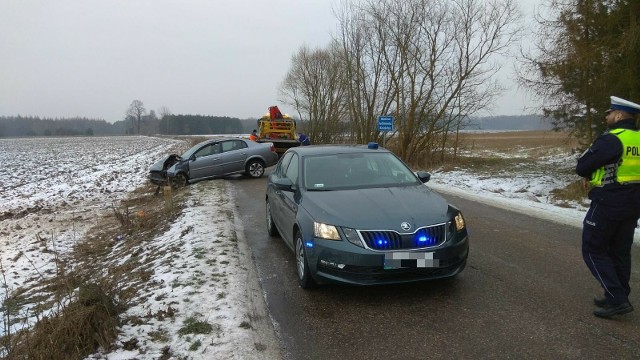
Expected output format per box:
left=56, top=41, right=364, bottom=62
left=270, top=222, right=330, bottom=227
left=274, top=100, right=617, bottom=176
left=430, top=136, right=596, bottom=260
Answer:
left=148, top=171, right=168, bottom=185
left=308, top=235, right=469, bottom=286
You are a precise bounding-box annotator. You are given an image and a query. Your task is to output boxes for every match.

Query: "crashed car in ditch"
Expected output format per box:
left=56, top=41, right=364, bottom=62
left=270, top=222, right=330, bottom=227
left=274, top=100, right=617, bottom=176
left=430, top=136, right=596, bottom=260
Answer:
left=149, top=137, right=279, bottom=186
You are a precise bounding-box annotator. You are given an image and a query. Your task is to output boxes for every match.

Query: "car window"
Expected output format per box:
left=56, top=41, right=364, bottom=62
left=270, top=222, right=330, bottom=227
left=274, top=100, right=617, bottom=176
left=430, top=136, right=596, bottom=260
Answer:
left=304, top=152, right=418, bottom=190
left=194, top=143, right=220, bottom=158
left=221, top=140, right=241, bottom=152
left=274, top=152, right=293, bottom=178
left=285, top=153, right=299, bottom=185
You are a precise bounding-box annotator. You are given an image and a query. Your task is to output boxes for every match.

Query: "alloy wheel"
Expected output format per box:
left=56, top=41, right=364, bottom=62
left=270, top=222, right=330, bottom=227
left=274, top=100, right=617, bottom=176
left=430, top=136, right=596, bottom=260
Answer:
left=296, top=237, right=305, bottom=280
left=248, top=161, right=264, bottom=178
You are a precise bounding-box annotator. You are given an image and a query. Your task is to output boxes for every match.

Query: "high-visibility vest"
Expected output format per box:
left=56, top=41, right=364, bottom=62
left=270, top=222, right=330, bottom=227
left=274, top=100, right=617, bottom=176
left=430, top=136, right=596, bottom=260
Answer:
left=590, top=129, right=640, bottom=186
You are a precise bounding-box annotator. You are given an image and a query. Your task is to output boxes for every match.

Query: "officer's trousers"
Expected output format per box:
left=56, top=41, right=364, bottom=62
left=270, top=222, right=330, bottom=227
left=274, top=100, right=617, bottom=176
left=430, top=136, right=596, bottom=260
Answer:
left=582, top=202, right=639, bottom=305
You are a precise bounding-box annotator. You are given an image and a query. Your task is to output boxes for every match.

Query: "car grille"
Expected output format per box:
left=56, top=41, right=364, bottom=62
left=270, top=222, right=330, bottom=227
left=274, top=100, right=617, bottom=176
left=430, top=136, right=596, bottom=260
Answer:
left=359, top=223, right=450, bottom=251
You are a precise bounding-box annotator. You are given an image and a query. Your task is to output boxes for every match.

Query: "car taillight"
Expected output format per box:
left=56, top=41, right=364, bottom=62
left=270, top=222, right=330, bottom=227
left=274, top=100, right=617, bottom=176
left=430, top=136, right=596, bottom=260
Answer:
left=270, top=144, right=276, bottom=153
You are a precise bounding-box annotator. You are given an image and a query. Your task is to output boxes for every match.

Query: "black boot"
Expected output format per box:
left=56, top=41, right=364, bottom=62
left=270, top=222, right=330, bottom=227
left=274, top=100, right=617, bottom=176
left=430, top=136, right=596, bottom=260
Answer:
left=593, top=302, right=634, bottom=318
left=593, top=297, right=608, bottom=308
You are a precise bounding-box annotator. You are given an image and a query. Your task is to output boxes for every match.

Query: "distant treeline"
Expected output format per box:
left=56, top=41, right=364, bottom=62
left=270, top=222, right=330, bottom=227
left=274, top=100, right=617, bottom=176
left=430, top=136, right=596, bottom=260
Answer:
left=0, top=115, right=259, bottom=137
left=0, top=114, right=550, bottom=138
left=0, top=116, right=127, bottom=137
left=159, top=115, right=244, bottom=135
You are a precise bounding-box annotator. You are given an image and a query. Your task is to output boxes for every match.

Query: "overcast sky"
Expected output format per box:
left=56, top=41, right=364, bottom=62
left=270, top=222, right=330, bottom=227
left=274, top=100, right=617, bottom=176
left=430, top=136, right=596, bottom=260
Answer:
left=0, top=0, right=542, bottom=123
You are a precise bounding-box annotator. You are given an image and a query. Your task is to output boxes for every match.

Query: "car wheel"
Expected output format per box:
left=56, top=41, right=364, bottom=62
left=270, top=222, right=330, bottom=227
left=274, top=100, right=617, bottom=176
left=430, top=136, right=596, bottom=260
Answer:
left=172, top=173, right=188, bottom=188
left=295, top=231, right=316, bottom=289
left=246, top=159, right=265, bottom=178
left=266, top=200, right=279, bottom=236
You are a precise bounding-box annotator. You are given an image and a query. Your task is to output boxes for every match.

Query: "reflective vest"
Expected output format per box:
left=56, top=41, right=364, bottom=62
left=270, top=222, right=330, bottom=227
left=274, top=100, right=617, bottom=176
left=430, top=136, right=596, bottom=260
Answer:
left=590, top=129, right=640, bottom=186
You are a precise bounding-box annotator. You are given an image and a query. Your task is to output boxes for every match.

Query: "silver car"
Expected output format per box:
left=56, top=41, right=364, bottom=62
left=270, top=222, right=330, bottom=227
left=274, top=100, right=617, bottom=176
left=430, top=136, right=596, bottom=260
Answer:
left=149, top=138, right=278, bottom=186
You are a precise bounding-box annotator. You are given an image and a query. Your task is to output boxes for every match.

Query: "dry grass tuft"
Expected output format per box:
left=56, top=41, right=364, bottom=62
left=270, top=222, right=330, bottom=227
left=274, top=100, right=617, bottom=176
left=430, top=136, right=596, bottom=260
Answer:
left=178, top=316, right=215, bottom=336
left=550, top=179, right=590, bottom=207
left=6, top=282, right=119, bottom=360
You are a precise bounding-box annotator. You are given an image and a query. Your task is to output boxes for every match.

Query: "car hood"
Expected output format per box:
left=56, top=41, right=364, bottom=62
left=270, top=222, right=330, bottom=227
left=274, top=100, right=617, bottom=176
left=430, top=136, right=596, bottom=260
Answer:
left=301, top=185, right=451, bottom=232
left=149, top=154, right=182, bottom=172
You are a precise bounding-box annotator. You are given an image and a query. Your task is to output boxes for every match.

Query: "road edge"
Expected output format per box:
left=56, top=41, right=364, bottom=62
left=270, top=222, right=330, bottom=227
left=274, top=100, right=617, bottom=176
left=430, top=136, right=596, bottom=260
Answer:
left=231, top=198, right=283, bottom=359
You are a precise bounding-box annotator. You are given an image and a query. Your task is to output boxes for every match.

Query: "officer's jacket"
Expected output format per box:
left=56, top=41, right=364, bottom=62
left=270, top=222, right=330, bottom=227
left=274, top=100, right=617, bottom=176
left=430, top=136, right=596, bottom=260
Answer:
left=576, top=119, right=640, bottom=206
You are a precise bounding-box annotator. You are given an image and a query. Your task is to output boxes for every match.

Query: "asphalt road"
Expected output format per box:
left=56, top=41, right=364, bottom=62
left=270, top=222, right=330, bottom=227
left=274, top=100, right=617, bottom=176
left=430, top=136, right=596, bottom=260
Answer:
left=230, top=172, right=640, bottom=360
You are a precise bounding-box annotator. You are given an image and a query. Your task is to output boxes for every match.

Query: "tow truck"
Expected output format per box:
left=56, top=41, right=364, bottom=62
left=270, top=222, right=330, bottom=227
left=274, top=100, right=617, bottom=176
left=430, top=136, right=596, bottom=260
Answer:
left=256, top=106, right=300, bottom=155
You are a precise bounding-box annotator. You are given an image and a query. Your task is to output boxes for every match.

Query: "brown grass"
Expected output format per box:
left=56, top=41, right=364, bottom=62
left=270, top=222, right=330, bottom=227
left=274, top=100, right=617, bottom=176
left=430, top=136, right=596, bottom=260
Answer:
left=437, top=130, right=585, bottom=204
left=455, top=130, right=578, bottom=152
left=550, top=179, right=591, bottom=208
left=1, top=182, right=188, bottom=359
left=6, top=282, right=119, bottom=360
left=400, top=130, right=574, bottom=167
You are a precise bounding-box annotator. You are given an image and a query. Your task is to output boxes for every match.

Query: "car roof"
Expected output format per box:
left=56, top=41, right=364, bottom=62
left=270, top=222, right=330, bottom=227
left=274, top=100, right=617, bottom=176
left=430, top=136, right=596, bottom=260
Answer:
left=197, top=137, right=246, bottom=145
left=289, top=144, right=390, bottom=156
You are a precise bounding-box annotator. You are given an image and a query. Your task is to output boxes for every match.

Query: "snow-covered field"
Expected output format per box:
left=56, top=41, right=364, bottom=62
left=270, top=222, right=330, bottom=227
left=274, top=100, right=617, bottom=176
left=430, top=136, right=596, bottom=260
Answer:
left=0, top=136, right=182, bottom=303
left=0, top=135, right=281, bottom=359
left=0, top=134, right=635, bottom=359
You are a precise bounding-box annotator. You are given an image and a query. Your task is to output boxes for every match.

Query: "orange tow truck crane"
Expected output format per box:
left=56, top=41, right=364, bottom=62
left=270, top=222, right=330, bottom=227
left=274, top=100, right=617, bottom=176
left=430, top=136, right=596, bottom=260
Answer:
left=256, top=106, right=300, bottom=155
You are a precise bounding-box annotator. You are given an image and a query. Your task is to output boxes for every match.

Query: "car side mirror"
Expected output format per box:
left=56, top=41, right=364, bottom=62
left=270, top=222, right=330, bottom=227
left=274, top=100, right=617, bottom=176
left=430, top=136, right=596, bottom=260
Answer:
left=416, top=171, right=431, bottom=183
left=273, top=177, right=294, bottom=191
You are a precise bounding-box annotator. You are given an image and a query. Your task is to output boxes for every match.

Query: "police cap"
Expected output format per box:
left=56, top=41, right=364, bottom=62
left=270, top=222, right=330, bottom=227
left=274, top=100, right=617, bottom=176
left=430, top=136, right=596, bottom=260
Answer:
left=608, top=96, right=640, bottom=114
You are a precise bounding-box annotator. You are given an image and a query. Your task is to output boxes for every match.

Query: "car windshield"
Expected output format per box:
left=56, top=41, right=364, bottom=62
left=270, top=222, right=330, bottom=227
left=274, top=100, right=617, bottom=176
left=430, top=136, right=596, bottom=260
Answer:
left=303, top=152, right=419, bottom=191
left=181, top=142, right=212, bottom=159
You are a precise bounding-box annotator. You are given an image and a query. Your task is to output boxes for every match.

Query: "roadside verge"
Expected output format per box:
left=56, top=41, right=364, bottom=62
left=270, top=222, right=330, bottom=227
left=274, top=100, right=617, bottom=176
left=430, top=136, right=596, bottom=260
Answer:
left=427, top=182, right=640, bottom=245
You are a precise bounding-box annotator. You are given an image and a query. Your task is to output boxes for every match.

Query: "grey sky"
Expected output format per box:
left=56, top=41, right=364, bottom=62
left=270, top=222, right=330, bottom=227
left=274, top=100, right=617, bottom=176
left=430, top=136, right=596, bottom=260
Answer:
left=0, top=0, right=542, bottom=123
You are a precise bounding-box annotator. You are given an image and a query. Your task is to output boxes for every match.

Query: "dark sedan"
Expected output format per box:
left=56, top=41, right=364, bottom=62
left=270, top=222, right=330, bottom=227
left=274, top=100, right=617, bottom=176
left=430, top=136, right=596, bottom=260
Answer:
left=149, top=137, right=279, bottom=186
left=265, top=143, right=469, bottom=288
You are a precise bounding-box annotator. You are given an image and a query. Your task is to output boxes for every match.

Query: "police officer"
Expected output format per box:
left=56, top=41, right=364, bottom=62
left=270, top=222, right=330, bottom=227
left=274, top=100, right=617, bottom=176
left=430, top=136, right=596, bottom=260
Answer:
left=576, top=96, right=640, bottom=318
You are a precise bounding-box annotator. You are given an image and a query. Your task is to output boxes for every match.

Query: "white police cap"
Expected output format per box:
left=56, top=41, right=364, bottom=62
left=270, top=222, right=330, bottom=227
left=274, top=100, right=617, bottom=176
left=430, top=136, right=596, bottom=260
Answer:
left=608, top=96, right=640, bottom=114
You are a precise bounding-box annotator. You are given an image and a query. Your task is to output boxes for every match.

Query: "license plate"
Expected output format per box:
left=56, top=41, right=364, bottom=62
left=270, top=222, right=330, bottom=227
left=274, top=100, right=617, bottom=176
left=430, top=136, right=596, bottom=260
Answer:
left=384, top=252, right=438, bottom=269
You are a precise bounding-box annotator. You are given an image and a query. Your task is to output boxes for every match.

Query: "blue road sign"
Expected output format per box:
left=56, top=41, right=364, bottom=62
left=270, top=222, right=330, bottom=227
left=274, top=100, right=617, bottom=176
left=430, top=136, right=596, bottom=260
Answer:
left=377, top=115, right=394, bottom=131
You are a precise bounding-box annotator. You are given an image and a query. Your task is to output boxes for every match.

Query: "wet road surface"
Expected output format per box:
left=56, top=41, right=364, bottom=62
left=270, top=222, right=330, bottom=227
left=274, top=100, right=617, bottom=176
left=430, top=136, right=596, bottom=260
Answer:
left=229, top=173, right=640, bottom=359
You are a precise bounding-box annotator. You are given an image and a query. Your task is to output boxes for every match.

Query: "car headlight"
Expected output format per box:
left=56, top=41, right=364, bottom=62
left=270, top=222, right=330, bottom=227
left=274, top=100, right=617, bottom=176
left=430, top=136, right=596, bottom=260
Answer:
left=314, top=222, right=341, bottom=240
left=454, top=213, right=465, bottom=231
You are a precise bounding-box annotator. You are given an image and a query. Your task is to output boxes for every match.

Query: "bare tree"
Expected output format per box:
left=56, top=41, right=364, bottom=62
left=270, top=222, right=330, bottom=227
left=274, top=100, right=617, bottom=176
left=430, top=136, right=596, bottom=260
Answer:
left=367, top=0, right=521, bottom=163
left=158, top=106, right=172, bottom=135
left=158, top=106, right=171, bottom=119
left=336, top=1, right=396, bottom=144
left=279, top=44, right=348, bottom=144
left=126, top=100, right=146, bottom=135
left=279, top=0, right=521, bottom=163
